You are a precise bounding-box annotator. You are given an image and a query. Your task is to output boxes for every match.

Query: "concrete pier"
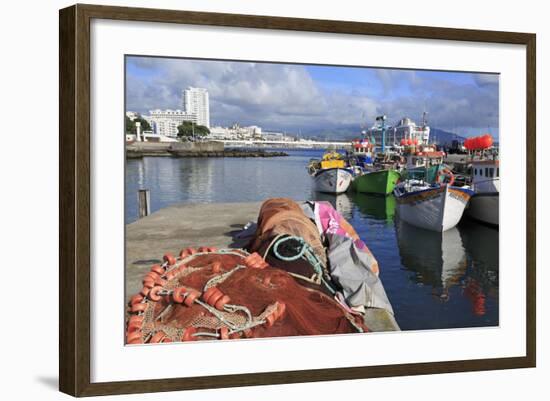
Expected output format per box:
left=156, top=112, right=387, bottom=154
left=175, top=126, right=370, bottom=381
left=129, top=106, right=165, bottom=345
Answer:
left=126, top=201, right=399, bottom=332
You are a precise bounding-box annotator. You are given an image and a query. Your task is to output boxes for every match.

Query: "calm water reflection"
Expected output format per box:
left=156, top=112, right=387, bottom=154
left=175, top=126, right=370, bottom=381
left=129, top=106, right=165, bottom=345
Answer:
left=126, top=149, right=499, bottom=330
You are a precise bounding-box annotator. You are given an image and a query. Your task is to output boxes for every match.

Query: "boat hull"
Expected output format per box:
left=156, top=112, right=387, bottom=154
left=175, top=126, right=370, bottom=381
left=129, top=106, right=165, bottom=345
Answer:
left=395, top=185, right=473, bottom=232
left=466, top=193, right=499, bottom=226
left=313, top=168, right=353, bottom=194
left=352, top=169, right=400, bottom=195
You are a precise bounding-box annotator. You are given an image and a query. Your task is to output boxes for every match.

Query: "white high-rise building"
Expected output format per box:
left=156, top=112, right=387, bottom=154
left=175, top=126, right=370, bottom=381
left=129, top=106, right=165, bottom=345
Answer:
left=182, top=87, right=210, bottom=128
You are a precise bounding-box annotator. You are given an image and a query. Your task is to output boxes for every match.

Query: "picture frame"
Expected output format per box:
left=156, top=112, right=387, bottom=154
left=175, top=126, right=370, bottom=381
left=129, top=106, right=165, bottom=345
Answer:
left=59, top=3, right=536, bottom=397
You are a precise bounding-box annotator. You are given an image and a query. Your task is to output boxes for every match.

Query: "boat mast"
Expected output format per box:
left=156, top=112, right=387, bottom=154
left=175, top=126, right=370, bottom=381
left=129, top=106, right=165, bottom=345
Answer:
left=376, top=115, right=387, bottom=153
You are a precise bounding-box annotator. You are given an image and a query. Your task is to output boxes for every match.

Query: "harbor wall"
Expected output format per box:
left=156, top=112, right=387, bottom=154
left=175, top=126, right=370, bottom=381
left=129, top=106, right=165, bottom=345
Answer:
left=126, top=141, right=287, bottom=158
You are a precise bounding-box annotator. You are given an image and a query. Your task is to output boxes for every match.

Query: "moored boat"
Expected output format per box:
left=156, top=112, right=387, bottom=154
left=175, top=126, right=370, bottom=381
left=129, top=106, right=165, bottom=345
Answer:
left=351, top=169, right=401, bottom=195
left=466, top=159, right=499, bottom=226
left=393, top=180, right=474, bottom=232
left=313, top=168, right=353, bottom=194
left=308, top=150, right=353, bottom=194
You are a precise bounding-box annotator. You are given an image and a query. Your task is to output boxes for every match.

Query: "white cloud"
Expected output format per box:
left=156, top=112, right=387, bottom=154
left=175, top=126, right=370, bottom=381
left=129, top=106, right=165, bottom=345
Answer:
left=126, top=57, right=499, bottom=136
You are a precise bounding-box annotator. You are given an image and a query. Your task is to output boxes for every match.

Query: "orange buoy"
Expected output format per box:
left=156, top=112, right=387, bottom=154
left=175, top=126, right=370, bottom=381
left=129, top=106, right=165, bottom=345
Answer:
left=163, top=253, right=177, bottom=266
left=140, top=286, right=151, bottom=297
left=182, top=327, right=197, bottom=341
left=129, top=294, right=144, bottom=306
left=172, top=287, right=188, bottom=304
left=148, top=286, right=163, bottom=302
left=214, top=295, right=231, bottom=311
left=219, top=327, right=229, bottom=340
left=202, top=287, right=218, bottom=304
left=130, top=302, right=148, bottom=313
left=264, top=313, right=276, bottom=328
left=142, top=278, right=155, bottom=289
left=184, top=290, right=200, bottom=307
left=207, top=290, right=225, bottom=307
left=211, top=261, right=222, bottom=273
left=275, top=302, right=286, bottom=319
left=150, top=331, right=167, bottom=343
left=150, top=264, right=165, bottom=276
left=126, top=330, right=142, bottom=343
left=154, top=277, right=167, bottom=287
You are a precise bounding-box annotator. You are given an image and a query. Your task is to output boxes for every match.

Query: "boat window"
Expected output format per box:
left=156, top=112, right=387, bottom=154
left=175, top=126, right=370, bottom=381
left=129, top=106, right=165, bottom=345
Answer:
left=485, top=168, right=489, bottom=177
left=474, top=168, right=477, bottom=175
left=490, top=167, right=494, bottom=177
left=480, top=168, right=483, bottom=177
left=497, top=168, right=499, bottom=177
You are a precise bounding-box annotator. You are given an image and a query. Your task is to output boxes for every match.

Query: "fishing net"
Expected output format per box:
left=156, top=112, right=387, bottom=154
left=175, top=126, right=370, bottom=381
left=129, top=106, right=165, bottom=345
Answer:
left=126, top=248, right=368, bottom=344
left=246, top=198, right=337, bottom=294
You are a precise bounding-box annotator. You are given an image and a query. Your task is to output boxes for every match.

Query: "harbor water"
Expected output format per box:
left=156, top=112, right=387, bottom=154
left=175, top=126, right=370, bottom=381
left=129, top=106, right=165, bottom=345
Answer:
left=126, top=149, right=499, bottom=331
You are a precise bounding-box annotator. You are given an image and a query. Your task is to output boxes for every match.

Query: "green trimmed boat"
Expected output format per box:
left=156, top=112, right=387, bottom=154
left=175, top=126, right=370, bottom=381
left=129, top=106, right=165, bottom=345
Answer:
left=351, top=169, right=401, bottom=195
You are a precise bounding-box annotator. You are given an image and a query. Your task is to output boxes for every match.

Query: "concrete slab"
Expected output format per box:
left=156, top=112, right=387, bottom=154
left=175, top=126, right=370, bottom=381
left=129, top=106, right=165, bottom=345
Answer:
left=126, top=202, right=262, bottom=297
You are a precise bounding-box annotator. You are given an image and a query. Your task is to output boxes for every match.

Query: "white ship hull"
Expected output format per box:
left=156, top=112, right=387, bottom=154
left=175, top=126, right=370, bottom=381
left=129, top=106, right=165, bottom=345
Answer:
left=394, top=184, right=473, bottom=232
left=313, top=168, right=352, bottom=194
left=467, top=193, right=499, bottom=226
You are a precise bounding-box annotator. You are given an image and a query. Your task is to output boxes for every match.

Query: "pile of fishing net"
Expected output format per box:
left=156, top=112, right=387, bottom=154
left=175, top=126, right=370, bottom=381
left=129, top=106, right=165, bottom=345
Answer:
left=126, top=197, right=391, bottom=344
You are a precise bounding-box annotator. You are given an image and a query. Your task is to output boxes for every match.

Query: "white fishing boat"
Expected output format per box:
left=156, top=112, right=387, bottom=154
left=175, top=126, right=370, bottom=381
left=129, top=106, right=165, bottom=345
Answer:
left=393, top=180, right=474, bottom=232
left=312, top=168, right=353, bottom=194
left=466, top=159, right=499, bottom=226
left=308, top=150, right=353, bottom=194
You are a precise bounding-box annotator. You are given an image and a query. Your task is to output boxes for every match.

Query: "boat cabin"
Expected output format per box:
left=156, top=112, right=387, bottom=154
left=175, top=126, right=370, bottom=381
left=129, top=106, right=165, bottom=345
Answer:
left=471, top=159, right=500, bottom=194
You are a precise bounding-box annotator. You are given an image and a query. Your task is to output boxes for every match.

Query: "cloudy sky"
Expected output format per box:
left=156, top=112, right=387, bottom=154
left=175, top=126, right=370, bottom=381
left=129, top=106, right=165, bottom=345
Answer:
left=126, top=56, right=499, bottom=138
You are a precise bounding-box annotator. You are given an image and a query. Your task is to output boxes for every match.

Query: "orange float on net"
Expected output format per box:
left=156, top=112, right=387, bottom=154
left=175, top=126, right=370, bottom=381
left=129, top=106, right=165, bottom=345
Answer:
left=127, top=337, right=143, bottom=345
left=150, top=264, right=165, bottom=276
left=176, top=264, right=188, bottom=274
left=264, top=312, right=276, bottom=328
left=127, top=320, right=143, bottom=333
left=211, top=261, right=222, bottom=273
left=154, top=277, right=167, bottom=287
left=198, top=246, right=210, bottom=253
left=140, top=286, right=151, bottom=297
left=142, top=278, right=155, bottom=289
left=219, top=327, right=229, bottom=340
left=126, top=330, right=143, bottom=343
left=202, top=287, right=219, bottom=304
left=131, top=302, right=148, bottom=313
left=275, top=302, right=286, bottom=319
left=182, top=327, right=197, bottom=341
left=129, top=294, right=144, bottom=306
left=207, top=247, right=218, bottom=252
left=127, top=315, right=144, bottom=332
left=163, top=253, right=177, bottom=266
left=172, top=287, right=188, bottom=304
left=145, top=271, right=161, bottom=281
left=214, top=295, right=231, bottom=311
left=207, top=290, right=225, bottom=307
left=149, top=331, right=167, bottom=343
left=184, top=290, right=200, bottom=307
left=148, top=286, right=163, bottom=302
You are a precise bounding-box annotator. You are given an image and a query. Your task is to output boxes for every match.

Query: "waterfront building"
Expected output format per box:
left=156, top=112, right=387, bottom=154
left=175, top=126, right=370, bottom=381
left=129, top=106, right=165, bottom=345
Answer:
left=366, top=115, right=430, bottom=147
left=182, top=87, right=210, bottom=128
left=148, top=109, right=197, bottom=137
